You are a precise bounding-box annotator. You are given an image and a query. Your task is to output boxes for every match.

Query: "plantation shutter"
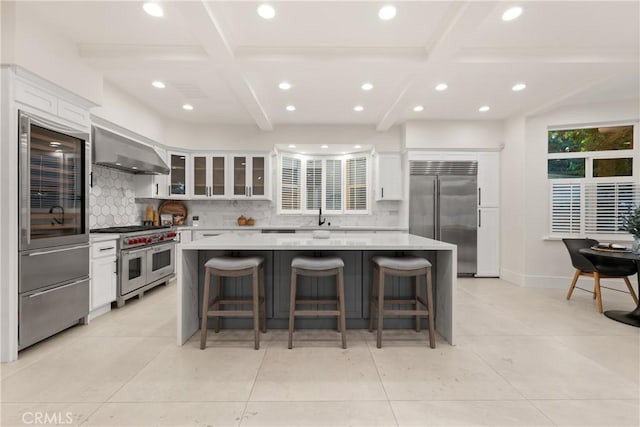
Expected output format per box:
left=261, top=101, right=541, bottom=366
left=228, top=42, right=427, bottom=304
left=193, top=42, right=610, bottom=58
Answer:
left=325, top=159, right=342, bottom=211
left=345, top=156, right=367, bottom=211
left=584, top=182, right=639, bottom=234
left=551, top=182, right=581, bottom=233
left=306, top=159, right=322, bottom=210
left=281, top=156, right=301, bottom=211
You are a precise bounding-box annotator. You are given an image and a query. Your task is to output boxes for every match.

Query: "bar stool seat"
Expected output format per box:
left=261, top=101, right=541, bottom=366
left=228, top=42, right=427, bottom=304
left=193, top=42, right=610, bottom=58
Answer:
left=369, top=255, right=436, bottom=349
left=289, top=256, right=347, bottom=349
left=200, top=255, right=266, bottom=350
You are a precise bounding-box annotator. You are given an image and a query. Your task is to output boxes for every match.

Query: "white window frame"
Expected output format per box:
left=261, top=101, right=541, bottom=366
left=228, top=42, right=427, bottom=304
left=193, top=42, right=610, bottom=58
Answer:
left=277, top=152, right=371, bottom=215
left=548, top=122, right=639, bottom=239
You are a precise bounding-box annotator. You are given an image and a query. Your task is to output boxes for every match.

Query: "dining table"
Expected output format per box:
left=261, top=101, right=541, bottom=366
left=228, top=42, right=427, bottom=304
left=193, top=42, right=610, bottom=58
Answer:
left=580, top=248, right=640, bottom=327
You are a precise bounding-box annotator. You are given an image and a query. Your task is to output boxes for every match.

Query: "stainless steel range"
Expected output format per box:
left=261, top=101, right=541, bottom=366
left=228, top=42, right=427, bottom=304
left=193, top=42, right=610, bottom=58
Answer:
left=91, top=225, right=177, bottom=307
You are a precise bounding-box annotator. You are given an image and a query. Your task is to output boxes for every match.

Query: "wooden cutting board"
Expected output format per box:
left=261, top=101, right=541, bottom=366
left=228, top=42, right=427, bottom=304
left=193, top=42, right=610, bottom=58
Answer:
left=158, top=201, right=188, bottom=225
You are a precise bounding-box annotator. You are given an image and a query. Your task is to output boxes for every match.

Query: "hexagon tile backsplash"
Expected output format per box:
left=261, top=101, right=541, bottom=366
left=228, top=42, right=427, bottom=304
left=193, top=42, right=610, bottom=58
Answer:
left=90, top=165, right=142, bottom=228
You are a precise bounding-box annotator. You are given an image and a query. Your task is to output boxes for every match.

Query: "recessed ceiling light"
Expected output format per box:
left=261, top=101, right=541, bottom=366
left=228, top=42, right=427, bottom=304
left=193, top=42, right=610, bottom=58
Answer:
left=257, top=4, right=276, bottom=19
left=288, top=144, right=296, bottom=148
left=413, top=105, right=424, bottom=112
left=378, top=5, right=397, bottom=20
left=361, top=82, right=374, bottom=91
left=182, top=104, right=194, bottom=111
left=354, top=145, right=362, bottom=149
left=321, top=145, right=328, bottom=149
left=286, top=105, right=296, bottom=112
left=502, top=6, right=523, bottom=21
left=512, top=83, right=527, bottom=91
left=143, top=2, right=164, bottom=17
left=152, top=80, right=166, bottom=89
left=479, top=105, right=490, bottom=112
left=435, top=83, right=448, bottom=91
left=49, top=141, right=61, bottom=147
left=354, top=105, right=364, bottom=112
left=279, top=81, right=291, bottom=90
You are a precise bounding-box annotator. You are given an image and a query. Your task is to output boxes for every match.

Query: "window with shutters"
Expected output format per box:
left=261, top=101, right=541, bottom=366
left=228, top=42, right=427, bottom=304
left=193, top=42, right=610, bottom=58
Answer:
left=278, top=154, right=368, bottom=214
left=548, top=124, right=639, bottom=236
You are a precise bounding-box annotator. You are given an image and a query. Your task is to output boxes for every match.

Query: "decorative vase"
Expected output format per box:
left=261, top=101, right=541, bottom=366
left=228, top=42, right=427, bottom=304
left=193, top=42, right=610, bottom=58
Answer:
left=633, top=236, right=640, bottom=254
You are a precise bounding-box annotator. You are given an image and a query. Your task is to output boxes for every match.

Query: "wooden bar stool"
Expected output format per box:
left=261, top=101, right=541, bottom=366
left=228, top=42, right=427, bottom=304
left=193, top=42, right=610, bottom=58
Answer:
left=200, top=256, right=266, bottom=350
left=288, top=256, right=347, bottom=349
left=368, top=256, right=435, bottom=349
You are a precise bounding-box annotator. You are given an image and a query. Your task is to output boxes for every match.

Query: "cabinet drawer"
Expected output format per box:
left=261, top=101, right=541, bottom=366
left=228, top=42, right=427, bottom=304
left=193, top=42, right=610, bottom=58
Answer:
left=92, top=241, right=117, bottom=258
left=15, top=80, right=57, bottom=114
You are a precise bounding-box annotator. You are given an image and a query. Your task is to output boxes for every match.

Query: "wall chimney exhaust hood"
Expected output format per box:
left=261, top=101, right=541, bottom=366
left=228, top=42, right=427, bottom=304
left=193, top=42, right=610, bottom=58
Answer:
left=92, top=126, right=169, bottom=175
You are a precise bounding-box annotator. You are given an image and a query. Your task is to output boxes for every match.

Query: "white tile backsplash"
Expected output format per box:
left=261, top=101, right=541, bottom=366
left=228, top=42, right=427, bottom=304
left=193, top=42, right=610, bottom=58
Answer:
left=90, top=166, right=141, bottom=228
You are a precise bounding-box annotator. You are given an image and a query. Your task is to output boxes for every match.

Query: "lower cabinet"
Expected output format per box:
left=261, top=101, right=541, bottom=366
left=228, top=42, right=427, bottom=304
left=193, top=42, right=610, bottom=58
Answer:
left=90, top=239, right=117, bottom=318
left=476, top=207, right=500, bottom=277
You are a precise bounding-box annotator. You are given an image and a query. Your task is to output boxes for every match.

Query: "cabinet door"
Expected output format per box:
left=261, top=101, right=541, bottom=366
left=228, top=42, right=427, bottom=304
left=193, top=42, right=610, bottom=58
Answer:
left=375, top=154, right=402, bottom=200
left=250, top=156, right=266, bottom=197
left=91, top=257, right=117, bottom=309
left=191, top=155, right=209, bottom=198
left=177, top=230, right=192, bottom=244
left=211, top=155, right=227, bottom=197
left=476, top=207, right=500, bottom=277
left=154, top=147, right=169, bottom=198
left=169, top=152, right=188, bottom=197
left=232, top=155, right=247, bottom=197
left=477, top=152, right=500, bottom=207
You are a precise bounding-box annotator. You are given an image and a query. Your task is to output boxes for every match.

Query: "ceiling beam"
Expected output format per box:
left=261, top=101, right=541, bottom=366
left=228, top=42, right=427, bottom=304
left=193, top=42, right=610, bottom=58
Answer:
left=78, top=44, right=208, bottom=61
left=456, top=47, right=640, bottom=64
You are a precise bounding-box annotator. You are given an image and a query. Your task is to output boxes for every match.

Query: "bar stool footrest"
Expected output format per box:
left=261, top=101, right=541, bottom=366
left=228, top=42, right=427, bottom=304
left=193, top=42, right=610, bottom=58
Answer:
left=293, top=310, right=341, bottom=317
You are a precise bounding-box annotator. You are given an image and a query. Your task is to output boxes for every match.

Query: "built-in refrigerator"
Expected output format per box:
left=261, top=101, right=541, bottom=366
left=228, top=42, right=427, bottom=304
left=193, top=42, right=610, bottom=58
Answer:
left=18, top=111, right=91, bottom=349
left=409, top=161, right=477, bottom=276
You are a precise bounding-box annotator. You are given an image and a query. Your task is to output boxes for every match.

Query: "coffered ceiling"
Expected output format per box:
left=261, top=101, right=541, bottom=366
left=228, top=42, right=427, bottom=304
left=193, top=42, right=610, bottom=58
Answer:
left=20, top=1, right=640, bottom=130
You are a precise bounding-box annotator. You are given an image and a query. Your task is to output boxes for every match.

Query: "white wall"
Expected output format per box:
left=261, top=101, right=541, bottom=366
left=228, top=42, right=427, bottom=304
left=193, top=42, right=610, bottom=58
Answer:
left=502, top=99, right=640, bottom=288
left=403, top=120, right=504, bottom=150
left=164, top=122, right=402, bottom=152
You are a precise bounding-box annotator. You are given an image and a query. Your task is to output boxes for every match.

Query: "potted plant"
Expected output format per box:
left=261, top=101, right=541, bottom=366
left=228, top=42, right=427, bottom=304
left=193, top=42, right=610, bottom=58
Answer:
left=622, top=206, right=640, bottom=253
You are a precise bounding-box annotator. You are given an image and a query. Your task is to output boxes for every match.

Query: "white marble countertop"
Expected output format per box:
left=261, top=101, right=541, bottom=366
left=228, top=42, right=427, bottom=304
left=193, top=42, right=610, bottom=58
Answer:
left=180, top=232, right=454, bottom=251
left=90, top=233, right=120, bottom=242
left=178, top=225, right=408, bottom=231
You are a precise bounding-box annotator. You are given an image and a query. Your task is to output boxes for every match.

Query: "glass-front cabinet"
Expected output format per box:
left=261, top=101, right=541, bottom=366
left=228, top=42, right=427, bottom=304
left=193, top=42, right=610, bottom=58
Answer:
left=230, top=154, right=270, bottom=199
left=168, top=151, right=189, bottom=198
left=190, top=154, right=227, bottom=199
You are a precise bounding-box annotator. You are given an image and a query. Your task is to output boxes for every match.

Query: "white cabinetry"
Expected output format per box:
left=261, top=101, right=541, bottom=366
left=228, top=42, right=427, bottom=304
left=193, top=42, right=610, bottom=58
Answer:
left=177, top=229, right=192, bottom=244
left=374, top=154, right=403, bottom=201
left=90, top=238, right=117, bottom=319
left=477, top=152, right=500, bottom=207
left=476, top=207, right=500, bottom=277
left=230, top=154, right=271, bottom=200
left=133, top=146, right=169, bottom=198
left=168, top=151, right=190, bottom=198
left=190, top=153, right=227, bottom=199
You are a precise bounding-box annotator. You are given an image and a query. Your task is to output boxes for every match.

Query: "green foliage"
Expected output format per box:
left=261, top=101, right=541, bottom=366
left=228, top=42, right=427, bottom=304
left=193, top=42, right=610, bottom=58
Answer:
left=622, top=206, right=640, bottom=238
left=548, top=126, right=633, bottom=154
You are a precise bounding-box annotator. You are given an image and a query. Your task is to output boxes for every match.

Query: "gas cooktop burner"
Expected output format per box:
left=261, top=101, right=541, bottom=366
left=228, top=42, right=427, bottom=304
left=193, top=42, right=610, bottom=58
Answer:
left=91, top=225, right=171, bottom=234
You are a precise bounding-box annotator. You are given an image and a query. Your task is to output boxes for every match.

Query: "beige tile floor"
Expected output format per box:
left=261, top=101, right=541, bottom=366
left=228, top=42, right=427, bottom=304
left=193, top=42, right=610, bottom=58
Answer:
left=1, top=277, right=639, bottom=426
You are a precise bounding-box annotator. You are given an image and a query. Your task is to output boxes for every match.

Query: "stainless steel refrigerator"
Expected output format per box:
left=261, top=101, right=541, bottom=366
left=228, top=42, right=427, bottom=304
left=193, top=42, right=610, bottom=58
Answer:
left=409, top=161, right=477, bottom=276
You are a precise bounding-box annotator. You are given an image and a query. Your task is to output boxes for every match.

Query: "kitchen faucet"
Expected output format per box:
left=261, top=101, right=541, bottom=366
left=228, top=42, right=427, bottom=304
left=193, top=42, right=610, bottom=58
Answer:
left=318, top=207, right=326, bottom=226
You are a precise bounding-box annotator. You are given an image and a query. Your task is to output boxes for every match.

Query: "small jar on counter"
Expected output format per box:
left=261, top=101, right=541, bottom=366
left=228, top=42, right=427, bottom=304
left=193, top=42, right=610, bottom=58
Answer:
left=192, top=216, right=199, bottom=227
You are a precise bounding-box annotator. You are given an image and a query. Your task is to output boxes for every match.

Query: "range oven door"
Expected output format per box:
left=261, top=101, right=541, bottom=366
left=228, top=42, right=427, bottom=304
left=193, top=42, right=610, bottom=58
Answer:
left=120, top=247, right=148, bottom=296
left=146, top=242, right=175, bottom=284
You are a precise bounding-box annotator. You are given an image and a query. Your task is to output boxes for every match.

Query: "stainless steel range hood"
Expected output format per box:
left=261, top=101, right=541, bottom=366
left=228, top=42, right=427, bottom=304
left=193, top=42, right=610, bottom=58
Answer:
left=92, top=126, right=169, bottom=175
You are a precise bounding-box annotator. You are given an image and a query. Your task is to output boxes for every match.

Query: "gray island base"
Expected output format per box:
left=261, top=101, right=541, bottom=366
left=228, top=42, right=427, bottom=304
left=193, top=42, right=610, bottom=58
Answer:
left=177, top=232, right=457, bottom=345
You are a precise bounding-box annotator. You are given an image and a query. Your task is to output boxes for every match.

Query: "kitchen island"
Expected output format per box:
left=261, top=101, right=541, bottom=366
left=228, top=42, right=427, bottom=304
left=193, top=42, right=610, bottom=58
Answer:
left=177, top=232, right=458, bottom=345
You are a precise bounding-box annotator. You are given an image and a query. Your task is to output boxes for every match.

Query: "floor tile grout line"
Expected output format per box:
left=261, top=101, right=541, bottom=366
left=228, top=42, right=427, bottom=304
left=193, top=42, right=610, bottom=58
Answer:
left=366, top=341, right=400, bottom=427
left=238, top=341, right=269, bottom=427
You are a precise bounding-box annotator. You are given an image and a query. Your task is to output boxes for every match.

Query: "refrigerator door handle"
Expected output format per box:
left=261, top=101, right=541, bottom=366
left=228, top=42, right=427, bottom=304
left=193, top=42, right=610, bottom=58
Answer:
left=434, top=179, right=440, bottom=240
left=478, top=187, right=481, bottom=206
left=478, top=209, right=482, bottom=228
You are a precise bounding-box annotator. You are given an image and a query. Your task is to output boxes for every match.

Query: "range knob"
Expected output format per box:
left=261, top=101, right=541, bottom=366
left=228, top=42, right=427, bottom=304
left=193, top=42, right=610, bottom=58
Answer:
left=127, top=239, right=134, bottom=245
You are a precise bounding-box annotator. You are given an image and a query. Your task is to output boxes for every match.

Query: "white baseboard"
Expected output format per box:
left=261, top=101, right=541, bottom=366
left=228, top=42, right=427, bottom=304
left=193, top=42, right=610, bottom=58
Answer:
left=88, top=304, right=111, bottom=321
left=500, top=268, right=525, bottom=286
left=500, top=270, right=632, bottom=291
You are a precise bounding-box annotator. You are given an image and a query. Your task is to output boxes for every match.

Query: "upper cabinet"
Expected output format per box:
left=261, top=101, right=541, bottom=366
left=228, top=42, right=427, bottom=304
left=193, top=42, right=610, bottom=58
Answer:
left=168, top=151, right=189, bottom=198
left=477, top=152, right=500, bottom=207
left=231, top=154, right=270, bottom=200
left=190, top=154, right=227, bottom=199
left=374, top=153, right=402, bottom=201
left=133, top=146, right=169, bottom=198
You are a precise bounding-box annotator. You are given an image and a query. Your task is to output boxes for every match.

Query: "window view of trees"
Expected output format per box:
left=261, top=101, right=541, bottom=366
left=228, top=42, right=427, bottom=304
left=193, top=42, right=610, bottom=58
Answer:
left=548, top=125, right=633, bottom=153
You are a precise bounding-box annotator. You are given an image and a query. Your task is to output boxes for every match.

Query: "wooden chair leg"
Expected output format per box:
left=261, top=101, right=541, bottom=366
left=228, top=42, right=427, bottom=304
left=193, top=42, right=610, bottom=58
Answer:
left=252, top=267, right=260, bottom=350
left=214, top=275, right=222, bottom=333
left=259, top=265, right=267, bottom=333
left=414, top=275, right=421, bottom=332
left=368, top=264, right=378, bottom=332
left=425, top=267, right=436, bottom=349
left=200, top=268, right=211, bottom=350
left=288, top=268, right=297, bottom=349
left=566, top=269, right=581, bottom=300
left=594, top=272, right=603, bottom=313
left=337, top=267, right=347, bottom=349
left=623, top=276, right=639, bottom=305
left=376, top=267, right=385, bottom=349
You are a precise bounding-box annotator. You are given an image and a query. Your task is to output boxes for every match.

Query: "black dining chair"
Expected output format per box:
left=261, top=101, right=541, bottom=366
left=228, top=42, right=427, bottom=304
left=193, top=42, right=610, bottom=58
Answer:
left=562, top=238, right=638, bottom=313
